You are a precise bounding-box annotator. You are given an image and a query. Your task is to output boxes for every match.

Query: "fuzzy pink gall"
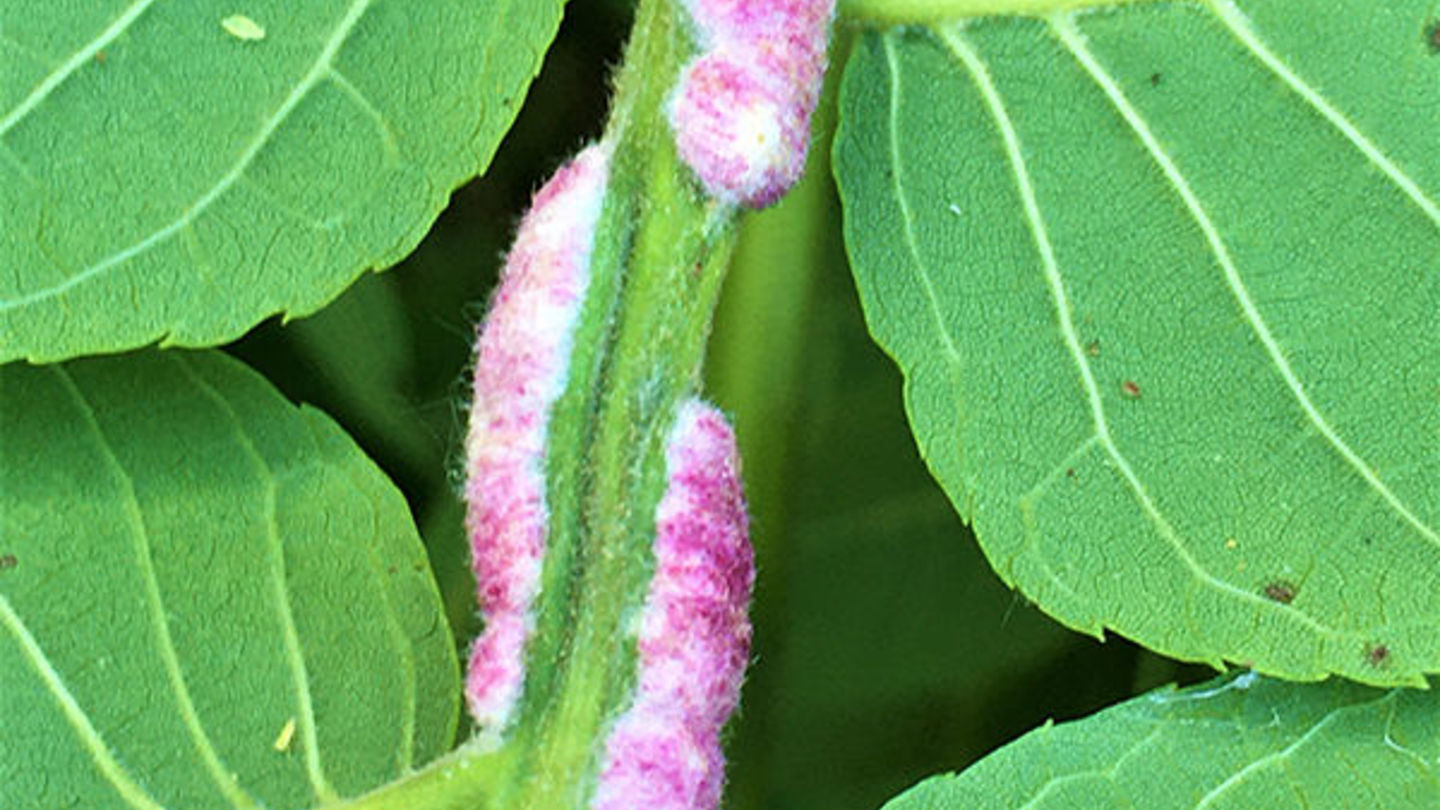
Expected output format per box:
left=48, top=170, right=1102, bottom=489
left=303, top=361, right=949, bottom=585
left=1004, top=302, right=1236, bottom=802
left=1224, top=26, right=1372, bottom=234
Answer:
left=671, top=0, right=835, bottom=207
left=464, top=143, right=610, bottom=741
left=682, top=0, right=832, bottom=52
left=591, top=399, right=754, bottom=810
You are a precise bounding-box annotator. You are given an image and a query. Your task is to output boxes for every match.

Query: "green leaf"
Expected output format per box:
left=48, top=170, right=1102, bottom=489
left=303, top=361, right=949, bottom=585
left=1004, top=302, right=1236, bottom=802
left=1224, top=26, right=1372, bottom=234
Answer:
left=834, top=1, right=1440, bottom=684
left=0, top=0, right=564, bottom=363
left=0, top=350, right=458, bottom=810
left=881, top=671, right=1440, bottom=809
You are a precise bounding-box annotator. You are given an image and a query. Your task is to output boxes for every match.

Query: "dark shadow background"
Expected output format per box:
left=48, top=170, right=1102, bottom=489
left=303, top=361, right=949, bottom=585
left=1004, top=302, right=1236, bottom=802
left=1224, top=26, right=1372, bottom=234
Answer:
left=229, top=4, right=1214, bottom=808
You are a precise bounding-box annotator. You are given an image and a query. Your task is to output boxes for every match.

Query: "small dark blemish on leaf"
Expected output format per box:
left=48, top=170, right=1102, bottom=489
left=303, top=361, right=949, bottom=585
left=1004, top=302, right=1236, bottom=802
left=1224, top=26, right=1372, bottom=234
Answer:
left=1149, top=72, right=1162, bottom=86
left=1065, top=468, right=1076, bottom=480
left=1262, top=580, right=1296, bottom=604
left=0, top=554, right=16, bottom=571
left=1121, top=380, right=1141, bottom=399
left=1362, top=536, right=1374, bottom=547
left=1366, top=643, right=1391, bottom=667
left=95, top=50, right=106, bottom=64
left=387, top=565, right=398, bottom=575
left=1086, top=339, right=1100, bottom=358
left=1427, top=20, right=1440, bottom=53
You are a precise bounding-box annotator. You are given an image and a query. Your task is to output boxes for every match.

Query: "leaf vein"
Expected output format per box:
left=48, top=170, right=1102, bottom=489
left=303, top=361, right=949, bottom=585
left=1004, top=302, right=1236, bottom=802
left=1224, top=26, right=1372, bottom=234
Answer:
left=883, top=31, right=963, bottom=365
left=325, top=68, right=401, bottom=163
left=1207, top=0, right=1440, bottom=230
left=1192, top=703, right=1345, bottom=809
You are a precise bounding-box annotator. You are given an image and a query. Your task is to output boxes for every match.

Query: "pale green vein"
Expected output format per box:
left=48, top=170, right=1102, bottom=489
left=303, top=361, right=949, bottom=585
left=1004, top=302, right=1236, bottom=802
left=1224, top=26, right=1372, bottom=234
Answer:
left=1051, top=13, right=1440, bottom=551
left=883, top=33, right=962, bottom=363
left=936, top=26, right=1102, bottom=468
left=1205, top=0, right=1440, bottom=230
left=173, top=357, right=339, bottom=805
left=326, top=67, right=401, bottom=162
left=0, top=140, right=38, bottom=187
left=1380, top=694, right=1439, bottom=779
left=0, top=0, right=375, bottom=312
left=0, top=594, right=166, bottom=810
left=936, top=24, right=1336, bottom=647
left=1192, top=703, right=1344, bottom=808
left=0, top=0, right=158, bottom=138
left=49, top=367, right=260, bottom=810
left=1015, top=726, right=1161, bottom=810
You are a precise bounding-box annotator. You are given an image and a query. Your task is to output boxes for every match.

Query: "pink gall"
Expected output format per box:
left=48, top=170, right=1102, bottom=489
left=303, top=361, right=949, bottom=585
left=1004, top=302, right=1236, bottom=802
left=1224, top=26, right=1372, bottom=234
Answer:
left=671, top=49, right=807, bottom=208
left=671, top=0, right=835, bottom=207
left=464, top=143, right=610, bottom=741
left=682, top=0, right=833, bottom=53
left=591, top=399, right=754, bottom=810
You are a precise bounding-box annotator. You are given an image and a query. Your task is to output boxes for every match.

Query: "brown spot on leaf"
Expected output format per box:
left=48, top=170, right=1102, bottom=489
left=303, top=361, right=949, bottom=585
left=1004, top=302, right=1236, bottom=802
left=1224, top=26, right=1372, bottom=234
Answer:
left=0, top=554, right=15, bottom=571
left=1149, top=72, right=1162, bottom=86
left=1427, top=20, right=1440, bottom=53
left=1366, top=643, right=1391, bottom=667
left=1262, top=580, right=1296, bottom=604
left=1121, top=380, right=1141, bottom=399
left=1086, top=340, right=1100, bottom=358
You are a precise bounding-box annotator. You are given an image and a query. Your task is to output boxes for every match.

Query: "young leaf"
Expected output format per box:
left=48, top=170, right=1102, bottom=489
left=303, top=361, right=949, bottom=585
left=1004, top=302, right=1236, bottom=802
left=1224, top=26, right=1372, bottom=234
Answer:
left=0, top=1, right=564, bottom=363
left=881, top=671, right=1440, bottom=809
left=834, top=1, right=1440, bottom=684
left=0, top=351, right=458, bottom=809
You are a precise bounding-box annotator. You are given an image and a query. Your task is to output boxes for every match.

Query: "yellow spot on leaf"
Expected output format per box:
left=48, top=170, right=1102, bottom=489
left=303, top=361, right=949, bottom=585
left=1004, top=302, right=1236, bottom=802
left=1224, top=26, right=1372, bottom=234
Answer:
left=1224, top=538, right=1238, bottom=550
left=222, top=14, right=266, bottom=41
left=273, top=718, right=296, bottom=752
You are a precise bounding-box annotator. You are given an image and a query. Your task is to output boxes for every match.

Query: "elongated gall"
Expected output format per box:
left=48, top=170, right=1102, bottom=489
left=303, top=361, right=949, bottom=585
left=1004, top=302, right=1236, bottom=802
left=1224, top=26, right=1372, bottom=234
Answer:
left=464, top=144, right=610, bottom=740
left=671, top=0, right=835, bottom=207
left=592, top=399, right=754, bottom=810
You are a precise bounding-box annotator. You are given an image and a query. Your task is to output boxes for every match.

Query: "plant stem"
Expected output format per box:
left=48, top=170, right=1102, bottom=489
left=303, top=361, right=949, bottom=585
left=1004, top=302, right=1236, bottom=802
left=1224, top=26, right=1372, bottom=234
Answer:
left=507, top=0, right=740, bottom=803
